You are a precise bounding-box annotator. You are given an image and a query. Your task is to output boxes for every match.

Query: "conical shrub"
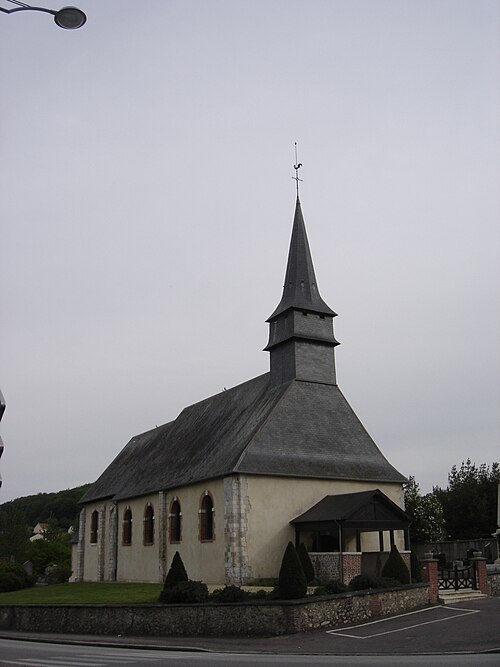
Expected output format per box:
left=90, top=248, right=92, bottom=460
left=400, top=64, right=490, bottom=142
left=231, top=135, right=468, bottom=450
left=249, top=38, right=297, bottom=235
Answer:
left=296, top=542, right=315, bottom=583
left=381, top=544, right=410, bottom=584
left=164, top=551, right=188, bottom=589
left=278, top=541, right=307, bottom=599
left=410, top=550, right=422, bottom=582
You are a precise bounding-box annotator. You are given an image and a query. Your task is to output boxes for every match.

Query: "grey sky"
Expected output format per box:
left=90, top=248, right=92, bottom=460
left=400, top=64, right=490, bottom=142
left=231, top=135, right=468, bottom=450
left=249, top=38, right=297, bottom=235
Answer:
left=1, top=0, right=498, bottom=503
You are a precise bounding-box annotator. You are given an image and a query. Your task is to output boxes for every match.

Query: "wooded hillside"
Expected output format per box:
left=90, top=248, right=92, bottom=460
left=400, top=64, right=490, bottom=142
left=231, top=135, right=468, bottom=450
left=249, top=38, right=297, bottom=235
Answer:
left=0, top=484, right=91, bottom=532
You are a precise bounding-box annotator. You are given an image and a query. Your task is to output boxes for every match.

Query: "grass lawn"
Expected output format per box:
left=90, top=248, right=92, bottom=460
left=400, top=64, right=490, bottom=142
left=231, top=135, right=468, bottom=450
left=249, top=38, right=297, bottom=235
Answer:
left=0, top=582, right=163, bottom=605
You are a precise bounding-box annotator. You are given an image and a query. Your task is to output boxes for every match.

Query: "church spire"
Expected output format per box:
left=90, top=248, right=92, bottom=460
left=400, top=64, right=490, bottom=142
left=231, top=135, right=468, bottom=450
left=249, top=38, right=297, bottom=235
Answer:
left=268, top=197, right=336, bottom=320
left=265, top=196, right=339, bottom=386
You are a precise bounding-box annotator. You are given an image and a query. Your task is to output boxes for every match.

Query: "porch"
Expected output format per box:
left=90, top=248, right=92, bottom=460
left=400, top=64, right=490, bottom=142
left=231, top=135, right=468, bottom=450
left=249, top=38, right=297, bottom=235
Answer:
left=290, top=489, right=411, bottom=584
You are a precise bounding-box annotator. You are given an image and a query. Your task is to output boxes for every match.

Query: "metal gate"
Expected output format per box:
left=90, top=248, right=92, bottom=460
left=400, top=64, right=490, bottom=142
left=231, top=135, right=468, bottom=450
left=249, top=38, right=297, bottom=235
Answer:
left=438, top=563, right=477, bottom=591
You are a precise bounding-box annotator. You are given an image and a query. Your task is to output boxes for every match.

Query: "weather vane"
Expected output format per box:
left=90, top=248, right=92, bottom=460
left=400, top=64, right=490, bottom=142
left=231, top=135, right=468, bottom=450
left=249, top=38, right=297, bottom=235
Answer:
left=292, top=141, right=303, bottom=195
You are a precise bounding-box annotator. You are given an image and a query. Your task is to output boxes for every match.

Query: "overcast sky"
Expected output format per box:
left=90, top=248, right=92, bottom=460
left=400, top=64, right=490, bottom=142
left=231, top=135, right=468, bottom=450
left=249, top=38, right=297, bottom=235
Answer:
left=1, top=0, right=499, bottom=504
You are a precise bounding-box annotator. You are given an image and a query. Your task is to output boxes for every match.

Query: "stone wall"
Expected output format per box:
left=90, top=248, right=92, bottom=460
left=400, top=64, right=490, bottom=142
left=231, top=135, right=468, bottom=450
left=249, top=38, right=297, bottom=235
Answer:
left=0, top=584, right=429, bottom=637
left=488, top=572, right=500, bottom=596
left=309, top=552, right=341, bottom=581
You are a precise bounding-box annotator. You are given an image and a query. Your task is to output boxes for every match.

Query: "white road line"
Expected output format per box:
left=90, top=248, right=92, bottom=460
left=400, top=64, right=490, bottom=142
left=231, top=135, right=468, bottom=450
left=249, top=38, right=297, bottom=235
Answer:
left=15, top=660, right=106, bottom=667
left=11, top=663, right=106, bottom=667
left=327, top=605, right=480, bottom=639
left=327, top=603, right=470, bottom=633
left=77, top=655, right=161, bottom=661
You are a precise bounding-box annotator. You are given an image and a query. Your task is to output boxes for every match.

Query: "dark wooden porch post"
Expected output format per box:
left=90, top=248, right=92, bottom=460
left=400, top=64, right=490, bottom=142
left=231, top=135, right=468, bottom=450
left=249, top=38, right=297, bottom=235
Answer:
left=379, top=531, right=384, bottom=552
left=390, top=530, right=395, bottom=548
left=404, top=528, right=410, bottom=551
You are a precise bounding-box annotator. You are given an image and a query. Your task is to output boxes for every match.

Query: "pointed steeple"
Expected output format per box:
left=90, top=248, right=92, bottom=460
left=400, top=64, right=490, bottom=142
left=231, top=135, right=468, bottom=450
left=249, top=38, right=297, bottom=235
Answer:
left=265, top=197, right=339, bottom=386
left=268, top=197, right=336, bottom=320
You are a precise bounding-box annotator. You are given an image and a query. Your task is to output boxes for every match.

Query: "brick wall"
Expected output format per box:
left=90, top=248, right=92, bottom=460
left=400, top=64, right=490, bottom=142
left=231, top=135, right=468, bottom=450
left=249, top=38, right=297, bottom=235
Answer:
left=342, top=552, right=362, bottom=584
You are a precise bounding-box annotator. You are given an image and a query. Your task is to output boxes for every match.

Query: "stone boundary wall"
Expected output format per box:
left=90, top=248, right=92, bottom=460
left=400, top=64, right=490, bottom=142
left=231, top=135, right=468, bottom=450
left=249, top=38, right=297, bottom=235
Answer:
left=488, top=572, right=500, bottom=596
left=0, top=584, right=429, bottom=637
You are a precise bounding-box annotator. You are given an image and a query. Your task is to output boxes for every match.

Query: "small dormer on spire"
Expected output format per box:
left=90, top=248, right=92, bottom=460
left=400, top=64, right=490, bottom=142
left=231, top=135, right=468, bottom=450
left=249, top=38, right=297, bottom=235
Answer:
left=265, top=189, right=339, bottom=386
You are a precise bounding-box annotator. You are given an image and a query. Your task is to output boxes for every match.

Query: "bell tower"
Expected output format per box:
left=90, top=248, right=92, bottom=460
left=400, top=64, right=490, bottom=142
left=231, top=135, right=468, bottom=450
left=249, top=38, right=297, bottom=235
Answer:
left=265, top=197, right=340, bottom=386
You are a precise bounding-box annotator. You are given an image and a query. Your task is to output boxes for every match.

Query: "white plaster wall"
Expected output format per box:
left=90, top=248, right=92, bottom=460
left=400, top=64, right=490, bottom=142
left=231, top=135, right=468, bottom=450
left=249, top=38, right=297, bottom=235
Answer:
left=82, top=501, right=110, bottom=582
left=69, top=543, right=78, bottom=582
left=115, top=494, right=162, bottom=583
left=244, top=476, right=405, bottom=579
left=162, top=479, right=225, bottom=584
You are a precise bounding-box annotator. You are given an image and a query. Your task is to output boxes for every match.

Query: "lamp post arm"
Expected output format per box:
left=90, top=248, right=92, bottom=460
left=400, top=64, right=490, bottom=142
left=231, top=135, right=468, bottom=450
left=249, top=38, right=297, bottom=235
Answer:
left=0, top=6, right=56, bottom=14
left=0, top=4, right=86, bottom=28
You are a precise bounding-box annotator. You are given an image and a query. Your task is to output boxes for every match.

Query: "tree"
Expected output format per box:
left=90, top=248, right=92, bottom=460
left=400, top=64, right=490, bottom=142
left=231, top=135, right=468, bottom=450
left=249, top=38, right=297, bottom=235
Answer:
left=381, top=544, right=410, bottom=584
left=296, top=542, right=315, bottom=583
left=435, top=460, right=499, bottom=539
left=403, top=476, right=446, bottom=543
left=164, top=551, right=188, bottom=588
left=278, top=541, right=307, bottom=600
left=24, top=518, right=72, bottom=582
left=0, top=506, right=30, bottom=562
left=26, top=537, right=71, bottom=581
left=0, top=483, right=91, bottom=533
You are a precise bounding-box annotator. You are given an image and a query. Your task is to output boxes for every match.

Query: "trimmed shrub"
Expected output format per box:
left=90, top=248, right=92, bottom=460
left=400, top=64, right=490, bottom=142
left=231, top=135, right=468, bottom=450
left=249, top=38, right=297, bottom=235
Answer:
left=381, top=544, right=410, bottom=584
left=247, top=588, right=275, bottom=600
left=380, top=577, right=404, bottom=588
left=42, top=562, right=72, bottom=584
left=410, top=550, right=422, bottom=582
left=245, top=577, right=278, bottom=587
left=278, top=541, right=307, bottom=600
left=164, top=551, right=188, bottom=589
left=323, top=579, right=348, bottom=594
left=0, top=562, right=35, bottom=593
left=296, top=543, right=315, bottom=583
left=159, top=580, right=208, bottom=604
left=312, top=579, right=348, bottom=596
left=209, top=585, right=249, bottom=603
left=348, top=574, right=404, bottom=591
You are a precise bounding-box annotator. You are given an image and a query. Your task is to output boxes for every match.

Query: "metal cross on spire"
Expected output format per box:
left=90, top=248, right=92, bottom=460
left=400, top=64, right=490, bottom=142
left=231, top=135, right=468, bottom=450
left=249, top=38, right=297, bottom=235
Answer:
left=292, top=141, right=303, bottom=196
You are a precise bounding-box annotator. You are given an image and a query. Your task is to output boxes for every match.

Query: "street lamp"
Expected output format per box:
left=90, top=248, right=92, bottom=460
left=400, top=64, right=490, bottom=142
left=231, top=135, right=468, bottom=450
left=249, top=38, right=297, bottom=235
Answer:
left=0, top=390, right=5, bottom=490
left=0, top=0, right=86, bottom=29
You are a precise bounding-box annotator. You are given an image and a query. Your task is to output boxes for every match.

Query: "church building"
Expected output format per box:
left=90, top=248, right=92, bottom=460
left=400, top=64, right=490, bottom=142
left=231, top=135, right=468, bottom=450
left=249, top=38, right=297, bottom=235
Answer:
left=75, top=194, right=409, bottom=585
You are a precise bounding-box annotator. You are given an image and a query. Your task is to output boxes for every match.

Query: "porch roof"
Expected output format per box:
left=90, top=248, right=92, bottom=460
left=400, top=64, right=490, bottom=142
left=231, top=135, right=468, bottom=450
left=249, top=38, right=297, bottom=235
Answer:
left=290, top=489, right=410, bottom=532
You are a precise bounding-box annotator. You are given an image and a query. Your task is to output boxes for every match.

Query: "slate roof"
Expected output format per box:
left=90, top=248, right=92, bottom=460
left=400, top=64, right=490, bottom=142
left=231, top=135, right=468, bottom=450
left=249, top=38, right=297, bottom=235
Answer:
left=80, top=374, right=406, bottom=504
left=267, top=197, right=336, bottom=320
left=80, top=195, right=406, bottom=507
left=291, top=489, right=409, bottom=529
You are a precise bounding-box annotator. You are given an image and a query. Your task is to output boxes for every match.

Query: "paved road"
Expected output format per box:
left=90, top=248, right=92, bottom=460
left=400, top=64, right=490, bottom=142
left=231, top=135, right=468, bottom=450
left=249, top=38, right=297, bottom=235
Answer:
left=0, top=641, right=499, bottom=667
left=0, top=598, right=499, bottom=662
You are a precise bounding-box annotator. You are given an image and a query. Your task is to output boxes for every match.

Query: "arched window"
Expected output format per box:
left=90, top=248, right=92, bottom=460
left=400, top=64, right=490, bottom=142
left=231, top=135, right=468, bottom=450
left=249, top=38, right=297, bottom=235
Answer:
left=122, top=508, right=132, bottom=546
left=169, top=498, right=181, bottom=543
left=90, top=510, right=99, bottom=544
left=199, top=492, right=214, bottom=542
left=143, top=503, right=155, bottom=545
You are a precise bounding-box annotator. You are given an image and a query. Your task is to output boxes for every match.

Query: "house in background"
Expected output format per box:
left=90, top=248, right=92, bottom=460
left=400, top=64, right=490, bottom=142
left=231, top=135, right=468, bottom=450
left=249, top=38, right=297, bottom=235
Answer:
left=30, top=522, right=49, bottom=542
left=76, top=195, right=409, bottom=585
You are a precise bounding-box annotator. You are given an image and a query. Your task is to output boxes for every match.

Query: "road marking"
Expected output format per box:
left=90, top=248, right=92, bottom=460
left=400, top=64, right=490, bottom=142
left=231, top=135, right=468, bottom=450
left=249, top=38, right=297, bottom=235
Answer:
left=16, top=656, right=106, bottom=667
left=10, top=651, right=168, bottom=667
left=78, top=655, right=163, bottom=661
left=327, top=605, right=480, bottom=639
left=10, top=662, right=106, bottom=667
